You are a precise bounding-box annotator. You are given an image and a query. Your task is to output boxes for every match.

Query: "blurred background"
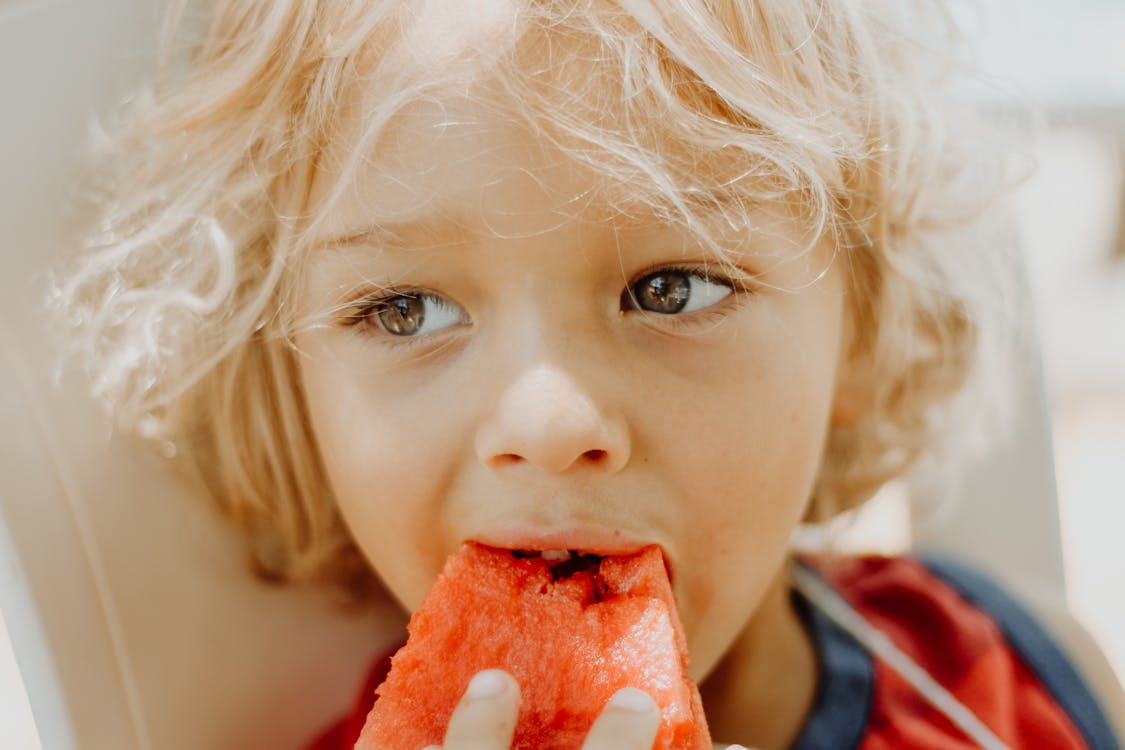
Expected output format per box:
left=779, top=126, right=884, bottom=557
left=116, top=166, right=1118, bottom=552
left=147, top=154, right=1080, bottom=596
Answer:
left=2, top=0, right=1123, bottom=747
left=965, top=0, right=1125, bottom=684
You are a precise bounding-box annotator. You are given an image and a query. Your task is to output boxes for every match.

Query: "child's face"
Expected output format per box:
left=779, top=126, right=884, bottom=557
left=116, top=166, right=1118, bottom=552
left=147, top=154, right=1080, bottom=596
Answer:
left=294, top=85, right=851, bottom=681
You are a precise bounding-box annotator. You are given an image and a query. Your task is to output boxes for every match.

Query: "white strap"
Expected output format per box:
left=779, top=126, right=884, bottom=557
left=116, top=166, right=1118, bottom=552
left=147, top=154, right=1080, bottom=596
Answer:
left=791, top=565, right=1011, bottom=750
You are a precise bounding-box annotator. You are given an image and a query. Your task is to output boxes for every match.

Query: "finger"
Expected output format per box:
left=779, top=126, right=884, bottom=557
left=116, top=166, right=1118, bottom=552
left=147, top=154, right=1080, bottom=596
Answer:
left=442, top=669, right=521, bottom=750
left=580, top=687, right=661, bottom=750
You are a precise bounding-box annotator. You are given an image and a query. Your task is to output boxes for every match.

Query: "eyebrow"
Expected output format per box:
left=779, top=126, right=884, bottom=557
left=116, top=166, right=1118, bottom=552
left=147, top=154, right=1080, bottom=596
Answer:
left=310, top=216, right=471, bottom=255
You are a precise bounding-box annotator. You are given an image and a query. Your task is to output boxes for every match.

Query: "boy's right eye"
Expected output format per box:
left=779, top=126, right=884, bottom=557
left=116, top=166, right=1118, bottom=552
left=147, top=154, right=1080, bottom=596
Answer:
left=349, top=291, right=468, bottom=338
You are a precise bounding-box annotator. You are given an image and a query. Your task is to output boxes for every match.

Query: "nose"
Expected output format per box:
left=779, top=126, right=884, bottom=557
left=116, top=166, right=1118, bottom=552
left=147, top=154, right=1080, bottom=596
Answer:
left=474, top=364, right=631, bottom=474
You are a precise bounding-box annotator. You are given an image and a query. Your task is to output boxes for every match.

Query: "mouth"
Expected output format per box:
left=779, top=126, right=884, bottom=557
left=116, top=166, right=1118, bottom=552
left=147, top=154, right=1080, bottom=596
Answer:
left=476, top=542, right=674, bottom=586
left=510, top=548, right=606, bottom=581
left=467, top=526, right=674, bottom=583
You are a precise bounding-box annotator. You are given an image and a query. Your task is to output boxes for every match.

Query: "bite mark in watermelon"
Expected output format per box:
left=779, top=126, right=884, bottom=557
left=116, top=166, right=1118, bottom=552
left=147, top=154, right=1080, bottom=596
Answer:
left=355, top=542, right=711, bottom=750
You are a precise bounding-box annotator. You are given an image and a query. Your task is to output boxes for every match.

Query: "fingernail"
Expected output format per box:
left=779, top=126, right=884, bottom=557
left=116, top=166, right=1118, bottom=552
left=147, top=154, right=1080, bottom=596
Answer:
left=466, top=669, right=508, bottom=698
left=609, top=687, right=656, bottom=713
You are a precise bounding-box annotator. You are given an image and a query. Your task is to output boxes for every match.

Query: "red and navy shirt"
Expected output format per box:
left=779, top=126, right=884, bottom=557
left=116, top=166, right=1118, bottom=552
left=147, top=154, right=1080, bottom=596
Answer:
left=306, top=555, right=1120, bottom=750
left=790, top=555, right=1119, bottom=749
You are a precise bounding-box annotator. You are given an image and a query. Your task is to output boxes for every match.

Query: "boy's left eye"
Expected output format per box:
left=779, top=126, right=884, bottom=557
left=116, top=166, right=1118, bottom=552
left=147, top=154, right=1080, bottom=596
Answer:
left=623, top=268, right=733, bottom=315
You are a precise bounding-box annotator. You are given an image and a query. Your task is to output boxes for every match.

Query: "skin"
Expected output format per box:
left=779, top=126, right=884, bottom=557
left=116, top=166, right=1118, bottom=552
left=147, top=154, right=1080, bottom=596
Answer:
left=293, top=79, right=859, bottom=748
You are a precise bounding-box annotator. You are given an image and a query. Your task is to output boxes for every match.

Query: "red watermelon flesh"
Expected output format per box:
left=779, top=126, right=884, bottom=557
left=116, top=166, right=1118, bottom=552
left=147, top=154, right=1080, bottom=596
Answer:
left=355, top=542, right=710, bottom=750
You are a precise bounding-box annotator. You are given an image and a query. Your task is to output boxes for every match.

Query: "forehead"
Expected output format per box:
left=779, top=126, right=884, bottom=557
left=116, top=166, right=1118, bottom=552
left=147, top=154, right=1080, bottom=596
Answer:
left=304, top=5, right=602, bottom=241
left=307, top=96, right=586, bottom=244
left=298, top=5, right=826, bottom=264
left=303, top=103, right=827, bottom=280
left=304, top=11, right=728, bottom=234
left=303, top=94, right=792, bottom=257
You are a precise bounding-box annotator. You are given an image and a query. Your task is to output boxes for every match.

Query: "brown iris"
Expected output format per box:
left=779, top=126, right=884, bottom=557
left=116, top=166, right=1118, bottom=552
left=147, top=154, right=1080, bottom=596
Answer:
left=375, top=295, right=425, bottom=335
left=629, top=271, right=692, bottom=314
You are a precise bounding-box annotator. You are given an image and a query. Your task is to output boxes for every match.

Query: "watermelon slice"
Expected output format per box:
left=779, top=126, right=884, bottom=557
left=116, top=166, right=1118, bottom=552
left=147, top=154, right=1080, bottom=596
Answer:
left=355, top=542, right=710, bottom=750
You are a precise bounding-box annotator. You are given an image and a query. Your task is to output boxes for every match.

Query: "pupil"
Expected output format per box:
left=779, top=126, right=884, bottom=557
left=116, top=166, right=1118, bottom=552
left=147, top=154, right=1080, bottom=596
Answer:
left=377, top=296, right=425, bottom=335
left=636, top=272, right=691, bottom=314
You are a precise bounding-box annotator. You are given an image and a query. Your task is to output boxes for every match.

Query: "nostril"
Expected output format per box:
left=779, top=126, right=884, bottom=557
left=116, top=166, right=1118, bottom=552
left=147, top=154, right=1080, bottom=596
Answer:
left=487, top=449, right=610, bottom=472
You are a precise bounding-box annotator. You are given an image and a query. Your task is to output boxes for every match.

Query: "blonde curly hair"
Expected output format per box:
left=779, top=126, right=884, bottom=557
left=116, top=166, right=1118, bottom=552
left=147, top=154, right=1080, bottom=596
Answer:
left=56, top=0, right=1017, bottom=599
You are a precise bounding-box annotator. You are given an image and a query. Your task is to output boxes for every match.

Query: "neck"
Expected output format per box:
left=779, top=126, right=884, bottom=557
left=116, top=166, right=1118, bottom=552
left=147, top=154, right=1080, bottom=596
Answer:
left=698, top=558, right=818, bottom=750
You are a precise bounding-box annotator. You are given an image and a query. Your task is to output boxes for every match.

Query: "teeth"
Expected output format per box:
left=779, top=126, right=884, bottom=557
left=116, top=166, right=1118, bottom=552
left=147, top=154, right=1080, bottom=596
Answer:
left=539, top=549, right=572, bottom=562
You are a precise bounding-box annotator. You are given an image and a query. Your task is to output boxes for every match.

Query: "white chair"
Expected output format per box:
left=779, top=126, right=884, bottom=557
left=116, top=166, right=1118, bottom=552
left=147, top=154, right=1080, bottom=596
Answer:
left=0, top=2, right=405, bottom=749
left=0, top=1, right=1067, bottom=748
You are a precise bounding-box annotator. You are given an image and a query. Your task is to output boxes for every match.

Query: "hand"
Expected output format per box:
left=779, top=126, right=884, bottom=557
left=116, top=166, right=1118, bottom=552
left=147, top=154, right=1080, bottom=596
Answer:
left=424, top=669, right=662, bottom=750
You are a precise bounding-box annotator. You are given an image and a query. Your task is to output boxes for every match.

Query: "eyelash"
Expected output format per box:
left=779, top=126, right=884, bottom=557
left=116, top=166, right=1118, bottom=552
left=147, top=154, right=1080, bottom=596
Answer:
left=636, top=264, right=721, bottom=294
left=340, top=286, right=454, bottom=351
left=624, top=263, right=750, bottom=321
left=339, top=264, right=753, bottom=345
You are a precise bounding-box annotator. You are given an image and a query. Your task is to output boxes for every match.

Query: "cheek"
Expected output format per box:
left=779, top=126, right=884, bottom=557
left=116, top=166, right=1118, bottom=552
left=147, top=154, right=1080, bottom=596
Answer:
left=662, top=302, right=842, bottom=672
left=301, top=354, right=404, bottom=496
left=669, top=328, right=837, bottom=510
left=295, top=338, right=456, bottom=605
left=669, top=379, right=829, bottom=659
